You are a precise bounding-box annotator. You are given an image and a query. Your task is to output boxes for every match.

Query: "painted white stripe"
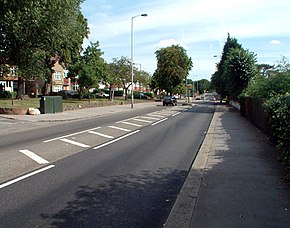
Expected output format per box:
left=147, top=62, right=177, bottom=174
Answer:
left=19, top=149, right=49, bottom=164
left=146, top=114, right=166, bottom=118
left=60, top=138, right=90, bottom=148
left=172, top=112, right=181, bottom=117
left=151, top=118, right=168, bottom=126
left=0, top=165, right=55, bottom=189
left=44, top=127, right=101, bottom=143
left=87, top=131, right=114, bottom=139
left=108, top=126, right=131, bottom=132
left=94, top=130, right=140, bottom=150
left=131, top=118, right=153, bottom=123
left=142, top=116, right=161, bottom=120
left=119, top=121, right=142, bottom=127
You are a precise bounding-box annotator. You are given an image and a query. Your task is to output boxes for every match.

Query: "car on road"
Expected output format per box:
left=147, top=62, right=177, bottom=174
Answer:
left=96, top=92, right=109, bottom=98
left=163, top=96, right=177, bottom=106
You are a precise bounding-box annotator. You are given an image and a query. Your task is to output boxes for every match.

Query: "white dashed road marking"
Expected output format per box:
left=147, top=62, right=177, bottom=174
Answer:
left=131, top=118, right=153, bottom=123
left=19, top=149, right=49, bottom=164
left=94, top=130, right=140, bottom=150
left=151, top=118, right=168, bottom=126
left=119, top=121, right=142, bottom=127
left=87, top=130, right=114, bottom=139
left=108, top=126, right=131, bottom=132
left=60, top=138, right=90, bottom=148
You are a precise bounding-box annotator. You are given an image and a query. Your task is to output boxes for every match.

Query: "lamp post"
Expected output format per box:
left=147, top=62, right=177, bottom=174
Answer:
left=131, top=13, right=147, bottom=108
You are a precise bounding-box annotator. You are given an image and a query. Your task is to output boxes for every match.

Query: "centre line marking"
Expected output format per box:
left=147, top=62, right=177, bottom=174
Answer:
left=108, top=126, right=131, bottom=132
left=142, top=116, right=161, bottom=120
left=151, top=118, right=168, bottom=126
left=94, top=130, right=140, bottom=150
left=60, top=138, right=90, bottom=148
left=0, top=165, right=55, bottom=189
left=131, top=118, right=153, bottom=123
left=172, top=112, right=181, bottom=117
left=44, top=127, right=101, bottom=143
left=19, top=149, right=49, bottom=164
left=119, top=121, right=142, bottom=127
left=87, top=131, right=114, bottom=139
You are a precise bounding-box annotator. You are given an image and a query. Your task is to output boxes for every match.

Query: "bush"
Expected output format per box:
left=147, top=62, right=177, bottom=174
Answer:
left=0, top=90, right=12, bottom=98
left=113, top=90, right=124, bottom=97
left=264, top=93, right=290, bottom=172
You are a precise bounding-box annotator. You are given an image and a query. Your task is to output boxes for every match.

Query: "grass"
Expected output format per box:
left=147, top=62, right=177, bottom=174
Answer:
left=0, top=97, right=152, bottom=110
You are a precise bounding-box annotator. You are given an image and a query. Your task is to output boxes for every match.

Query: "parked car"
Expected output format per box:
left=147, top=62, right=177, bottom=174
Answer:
left=163, top=96, right=177, bottom=106
left=96, top=92, right=109, bottom=98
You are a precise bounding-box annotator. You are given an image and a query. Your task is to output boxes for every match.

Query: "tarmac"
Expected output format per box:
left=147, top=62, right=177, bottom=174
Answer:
left=1, top=102, right=289, bottom=227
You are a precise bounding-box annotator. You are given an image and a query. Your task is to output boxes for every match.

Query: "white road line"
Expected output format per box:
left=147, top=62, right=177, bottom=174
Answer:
left=131, top=118, right=153, bottom=123
left=108, top=126, right=131, bottom=132
left=44, top=127, right=101, bottom=143
left=146, top=114, right=167, bottom=118
left=60, top=138, right=90, bottom=148
left=19, top=149, right=49, bottom=164
left=94, top=130, right=140, bottom=150
left=151, top=118, right=168, bottom=126
left=142, top=116, right=161, bottom=120
left=0, top=165, right=55, bottom=189
left=172, top=112, right=181, bottom=117
left=119, top=121, right=142, bottom=127
left=87, top=131, right=114, bottom=139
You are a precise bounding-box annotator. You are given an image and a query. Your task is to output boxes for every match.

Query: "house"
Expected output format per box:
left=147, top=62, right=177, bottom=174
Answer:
left=51, top=61, right=71, bottom=92
left=0, top=66, right=18, bottom=92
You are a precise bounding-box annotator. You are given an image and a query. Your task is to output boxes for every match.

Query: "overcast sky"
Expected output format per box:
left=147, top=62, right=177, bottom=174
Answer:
left=81, top=0, right=290, bottom=80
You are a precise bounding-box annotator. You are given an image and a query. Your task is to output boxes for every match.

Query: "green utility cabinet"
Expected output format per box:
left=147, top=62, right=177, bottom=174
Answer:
left=40, top=96, right=63, bottom=114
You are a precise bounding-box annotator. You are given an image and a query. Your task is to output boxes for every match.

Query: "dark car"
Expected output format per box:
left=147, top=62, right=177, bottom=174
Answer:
left=163, top=96, right=177, bottom=106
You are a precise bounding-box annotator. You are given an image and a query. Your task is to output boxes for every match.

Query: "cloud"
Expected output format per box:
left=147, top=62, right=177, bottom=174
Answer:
left=270, top=40, right=281, bottom=45
left=156, top=39, right=189, bottom=49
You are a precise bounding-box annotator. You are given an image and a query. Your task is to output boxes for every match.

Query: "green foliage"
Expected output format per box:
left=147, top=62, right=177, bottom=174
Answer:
left=264, top=93, right=290, bottom=170
left=0, top=90, right=12, bottom=98
left=153, top=45, right=192, bottom=94
left=224, top=47, right=257, bottom=101
left=113, top=90, right=124, bottom=97
left=211, top=33, right=242, bottom=101
left=245, top=72, right=290, bottom=99
left=0, top=0, right=89, bottom=80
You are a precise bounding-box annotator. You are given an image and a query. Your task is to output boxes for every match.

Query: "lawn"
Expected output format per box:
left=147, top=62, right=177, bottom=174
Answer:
left=0, top=97, right=151, bottom=111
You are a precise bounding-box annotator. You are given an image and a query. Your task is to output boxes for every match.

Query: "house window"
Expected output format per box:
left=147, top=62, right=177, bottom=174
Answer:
left=53, top=85, right=63, bottom=92
left=6, top=81, right=11, bottom=87
left=54, top=72, right=62, bottom=80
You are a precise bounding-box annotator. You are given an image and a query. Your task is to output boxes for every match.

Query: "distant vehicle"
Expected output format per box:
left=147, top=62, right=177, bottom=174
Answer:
left=195, top=96, right=201, bottom=100
left=96, top=92, right=109, bottom=98
left=163, top=96, right=177, bottom=106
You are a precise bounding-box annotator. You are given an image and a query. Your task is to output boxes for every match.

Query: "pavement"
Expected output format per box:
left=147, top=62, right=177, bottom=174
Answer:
left=1, top=102, right=289, bottom=227
left=165, top=105, right=290, bottom=228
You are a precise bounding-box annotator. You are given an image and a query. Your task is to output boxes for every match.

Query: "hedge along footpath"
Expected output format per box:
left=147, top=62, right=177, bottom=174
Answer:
left=264, top=93, right=290, bottom=177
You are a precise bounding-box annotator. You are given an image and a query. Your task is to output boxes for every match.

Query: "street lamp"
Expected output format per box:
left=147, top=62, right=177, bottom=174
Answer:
left=131, top=13, right=147, bottom=108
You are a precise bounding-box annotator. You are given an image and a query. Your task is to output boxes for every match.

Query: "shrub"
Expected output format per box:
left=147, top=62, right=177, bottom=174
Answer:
left=0, top=90, right=12, bottom=98
left=264, top=93, right=290, bottom=172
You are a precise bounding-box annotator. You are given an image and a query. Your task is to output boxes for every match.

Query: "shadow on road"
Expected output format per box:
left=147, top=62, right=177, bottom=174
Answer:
left=40, top=168, right=187, bottom=228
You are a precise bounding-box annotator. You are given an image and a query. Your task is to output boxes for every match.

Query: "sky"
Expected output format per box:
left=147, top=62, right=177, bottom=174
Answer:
left=80, top=0, right=290, bottom=81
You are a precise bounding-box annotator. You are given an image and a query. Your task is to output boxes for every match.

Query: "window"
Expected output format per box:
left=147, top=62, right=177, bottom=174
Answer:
left=54, top=72, right=62, bottom=80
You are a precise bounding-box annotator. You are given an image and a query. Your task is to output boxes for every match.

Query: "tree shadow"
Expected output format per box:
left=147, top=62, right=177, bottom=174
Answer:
left=40, top=168, right=187, bottom=228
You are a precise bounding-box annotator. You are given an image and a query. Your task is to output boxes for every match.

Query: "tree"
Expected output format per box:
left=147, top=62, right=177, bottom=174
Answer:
left=211, top=33, right=242, bottom=102
left=0, top=0, right=89, bottom=96
left=196, top=79, right=210, bottom=94
left=224, top=47, right=257, bottom=101
left=77, top=42, right=106, bottom=98
left=107, top=56, right=132, bottom=100
left=154, top=45, right=193, bottom=95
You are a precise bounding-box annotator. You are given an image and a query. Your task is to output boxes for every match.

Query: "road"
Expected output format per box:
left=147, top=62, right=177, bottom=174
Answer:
left=0, top=102, right=215, bottom=227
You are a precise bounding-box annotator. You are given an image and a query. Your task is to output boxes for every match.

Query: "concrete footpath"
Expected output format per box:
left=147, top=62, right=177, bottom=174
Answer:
left=165, top=105, right=290, bottom=228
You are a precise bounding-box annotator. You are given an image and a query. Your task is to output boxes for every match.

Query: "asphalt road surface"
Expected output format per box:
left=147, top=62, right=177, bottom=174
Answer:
left=0, top=102, right=215, bottom=227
